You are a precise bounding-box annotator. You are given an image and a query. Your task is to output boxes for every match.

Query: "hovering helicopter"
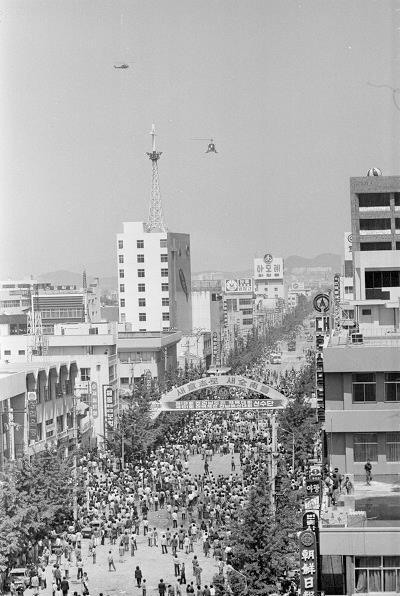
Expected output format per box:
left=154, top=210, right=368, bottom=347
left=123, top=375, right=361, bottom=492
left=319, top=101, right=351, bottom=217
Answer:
left=113, top=63, right=129, bottom=69
left=190, top=137, right=218, bottom=154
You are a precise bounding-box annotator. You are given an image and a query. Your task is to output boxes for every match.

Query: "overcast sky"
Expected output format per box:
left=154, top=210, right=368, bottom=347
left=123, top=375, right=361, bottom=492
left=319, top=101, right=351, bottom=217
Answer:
left=1, top=0, right=399, bottom=279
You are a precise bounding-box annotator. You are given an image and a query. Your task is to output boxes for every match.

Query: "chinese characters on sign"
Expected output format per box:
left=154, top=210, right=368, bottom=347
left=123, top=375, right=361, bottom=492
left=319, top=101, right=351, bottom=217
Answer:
left=163, top=398, right=280, bottom=411
left=27, top=391, right=37, bottom=442
left=91, top=381, right=98, bottom=418
left=299, top=530, right=318, bottom=596
left=254, top=257, right=283, bottom=280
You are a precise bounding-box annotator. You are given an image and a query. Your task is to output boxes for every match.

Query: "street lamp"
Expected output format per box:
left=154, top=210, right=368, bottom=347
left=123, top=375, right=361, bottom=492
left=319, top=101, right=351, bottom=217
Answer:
left=280, top=427, right=295, bottom=475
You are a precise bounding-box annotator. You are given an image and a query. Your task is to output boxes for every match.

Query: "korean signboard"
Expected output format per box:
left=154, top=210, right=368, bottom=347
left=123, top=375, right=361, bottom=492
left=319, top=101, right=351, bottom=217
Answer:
left=299, top=529, right=318, bottom=596
left=254, top=257, right=283, bottom=280
left=306, top=479, right=321, bottom=498
left=27, top=391, right=37, bottom=442
left=162, top=398, right=286, bottom=411
left=224, top=278, right=253, bottom=294
left=103, top=386, right=115, bottom=438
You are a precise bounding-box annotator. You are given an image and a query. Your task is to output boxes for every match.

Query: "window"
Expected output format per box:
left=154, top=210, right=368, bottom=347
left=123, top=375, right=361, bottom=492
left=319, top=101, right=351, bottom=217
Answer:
left=160, top=239, right=167, bottom=248
left=395, top=193, right=400, bottom=206
left=56, top=415, right=64, bottom=433
left=361, top=242, right=392, bottom=251
left=118, top=254, right=124, bottom=263
left=355, top=556, right=400, bottom=593
left=119, top=269, right=124, bottom=279
left=365, top=270, right=400, bottom=289
left=161, top=268, right=169, bottom=277
left=239, top=298, right=252, bottom=306
left=344, top=285, right=354, bottom=294
left=361, top=308, right=371, bottom=316
left=354, top=433, right=378, bottom=462
left=241, top=309, right=253, bottom=315
left=120, top=299, right=125, bottom=307
left=120, top=377, right=129, bottom=385
left=358, top=193, right=391, bottom=208
left=344, top=260, right=353, bottom=277
left=120, top=284, right=125, bottom=293
left=138, top=283, right=146, bottom=292
left=385, top=372, right=400, bottom=401
left=36, top=423, right=43, bottom=441
left=118, top=240, right=123, bottom=249
left=161, top=283, right=169, bottom=291
left=352, top=373, right=376, bottom=402
left=360, top=218, right=391, bottom=231
left=163, top=326, right=170, bottom=331
left=18, top=350, right=25, bottom=355
left=45, top=418, right=53, bottom=426
left=137, top=269, right=145, bottom=278
left=162, top=312, right=170, bottom=321
left=162, top=297, right=169, bottom=306
left=139, top=313, right=147, bottom=322
left=160, top=254, right=168, bottom=262
left=396, top=218, right=400, bottom=229
left=4, top=350, right=11, bottom=355
left=137, top=239, right=144, bottom=248
left=137, top=254, right=144, bottom=263
left=386, top=432, right=400, bottom=462
left=243, top=319, right=253, bottom=325
left=138, top=298, right=146, bottom=307
left=80, top=368, right=91, bottom=381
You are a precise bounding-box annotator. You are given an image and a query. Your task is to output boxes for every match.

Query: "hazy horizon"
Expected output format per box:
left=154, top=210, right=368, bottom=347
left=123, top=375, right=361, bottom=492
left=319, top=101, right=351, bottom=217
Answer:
left=1, top=0, right=399, bottom=279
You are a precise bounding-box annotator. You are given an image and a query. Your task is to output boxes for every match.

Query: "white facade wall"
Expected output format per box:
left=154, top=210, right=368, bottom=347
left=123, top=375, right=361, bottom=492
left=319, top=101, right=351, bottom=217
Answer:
left=117, top=222, right=168, bottom=332
left=192, top=290, right=212, bottom=331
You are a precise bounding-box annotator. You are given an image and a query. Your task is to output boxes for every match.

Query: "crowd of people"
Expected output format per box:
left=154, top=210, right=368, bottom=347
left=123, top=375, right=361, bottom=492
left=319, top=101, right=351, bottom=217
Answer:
left=6, top=340, right=318, bottom=596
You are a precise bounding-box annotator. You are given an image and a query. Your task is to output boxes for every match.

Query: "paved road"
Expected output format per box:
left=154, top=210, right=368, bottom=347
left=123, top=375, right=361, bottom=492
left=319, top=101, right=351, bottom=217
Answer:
left=23, top=455, right=240, bottom=596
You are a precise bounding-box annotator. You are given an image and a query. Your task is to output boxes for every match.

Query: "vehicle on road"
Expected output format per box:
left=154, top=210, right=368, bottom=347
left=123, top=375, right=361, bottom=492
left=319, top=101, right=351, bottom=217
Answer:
left=287, top=339, right=296, bottom=351
left=7, top=568, right=30, bottom=592
left=270, top=353, right=282, bottom=364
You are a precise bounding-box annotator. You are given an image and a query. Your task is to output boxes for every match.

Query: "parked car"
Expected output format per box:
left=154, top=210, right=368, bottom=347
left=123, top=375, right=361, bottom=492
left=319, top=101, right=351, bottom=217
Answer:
left=8, top=568, right=30, bottom=592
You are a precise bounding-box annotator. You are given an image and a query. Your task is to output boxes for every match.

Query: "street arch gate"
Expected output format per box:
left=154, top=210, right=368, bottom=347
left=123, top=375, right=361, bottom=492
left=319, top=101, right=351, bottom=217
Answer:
left=150, top=374, right=288, bottom=418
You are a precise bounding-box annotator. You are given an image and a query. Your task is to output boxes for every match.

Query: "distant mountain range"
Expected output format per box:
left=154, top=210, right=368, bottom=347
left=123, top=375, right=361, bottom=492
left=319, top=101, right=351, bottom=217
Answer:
left=38, top=254, right=341, bottom=290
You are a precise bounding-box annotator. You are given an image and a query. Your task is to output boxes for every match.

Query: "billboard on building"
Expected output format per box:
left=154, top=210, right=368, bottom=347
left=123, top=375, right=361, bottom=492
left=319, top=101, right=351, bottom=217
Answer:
left=344, top=232, right=352, bottom=260
left=27, top=391, right=37, bottom=442
left=224, top=278, right=253, bottom=293
left=254, top=256, right=283, bottom=280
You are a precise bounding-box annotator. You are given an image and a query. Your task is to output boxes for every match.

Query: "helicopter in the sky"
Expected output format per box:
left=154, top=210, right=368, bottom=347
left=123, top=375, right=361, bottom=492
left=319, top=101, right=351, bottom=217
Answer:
left=190, top=137, right=218, bottom=154
left=113, top=63, right=130, bottom=69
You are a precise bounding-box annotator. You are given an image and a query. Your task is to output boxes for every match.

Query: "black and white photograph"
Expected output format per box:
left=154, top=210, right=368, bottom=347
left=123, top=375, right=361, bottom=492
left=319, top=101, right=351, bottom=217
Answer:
left=0, top=2, right=399, bottom=596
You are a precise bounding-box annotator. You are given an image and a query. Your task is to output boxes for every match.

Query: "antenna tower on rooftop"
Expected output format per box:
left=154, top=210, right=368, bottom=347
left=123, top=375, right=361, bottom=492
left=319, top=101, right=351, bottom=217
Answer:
left=144, top=124, right=168, bottom=233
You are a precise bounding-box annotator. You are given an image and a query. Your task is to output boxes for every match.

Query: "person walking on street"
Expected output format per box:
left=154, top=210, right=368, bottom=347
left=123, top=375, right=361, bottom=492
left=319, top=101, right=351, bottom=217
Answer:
left=60, top=577, right=69, bottom=596
left=135, top=566, right=143, bottom=588
left=180, top=563, right=186, bottom=585
left=158, top=579, right=167, bottom=596
left=173, top=554, right=180, bottom=577
left=365, top=460, right=372, bottom=485
left=142, top=579, right=147, bottom=596
left=108, top=551, right=116, bottom=572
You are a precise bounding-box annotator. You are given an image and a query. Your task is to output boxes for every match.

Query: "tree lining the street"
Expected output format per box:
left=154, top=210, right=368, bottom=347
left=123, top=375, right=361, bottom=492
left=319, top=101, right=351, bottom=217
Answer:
left=228, top=468, right=300, bottom=596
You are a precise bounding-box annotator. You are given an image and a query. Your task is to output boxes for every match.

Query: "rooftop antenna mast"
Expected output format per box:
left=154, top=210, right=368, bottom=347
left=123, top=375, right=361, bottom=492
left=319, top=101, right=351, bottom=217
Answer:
left=145, top=124, right=168, bottom=233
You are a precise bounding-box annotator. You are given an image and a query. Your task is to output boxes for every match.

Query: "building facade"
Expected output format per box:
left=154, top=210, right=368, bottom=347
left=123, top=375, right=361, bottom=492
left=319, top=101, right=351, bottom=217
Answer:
left=117, top=222, right=192, bottom=333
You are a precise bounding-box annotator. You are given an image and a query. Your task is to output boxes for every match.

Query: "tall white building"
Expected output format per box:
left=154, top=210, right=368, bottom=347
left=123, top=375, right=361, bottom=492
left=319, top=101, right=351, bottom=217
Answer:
left=116, top=126, right=192, bottom=335
left=116, top=224, right=192, bottom=333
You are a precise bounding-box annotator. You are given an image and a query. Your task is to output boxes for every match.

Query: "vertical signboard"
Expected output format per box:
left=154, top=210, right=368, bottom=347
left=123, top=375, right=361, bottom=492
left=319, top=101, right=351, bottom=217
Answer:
left=27, top=391, right=38, bottom=443
left=333, top=273, right=341, bottom=331
left=91, top=381, right=98, bottom=418
left=103, top=386, right=114, bottom=439
left=299, top=529, right=318, bottom=596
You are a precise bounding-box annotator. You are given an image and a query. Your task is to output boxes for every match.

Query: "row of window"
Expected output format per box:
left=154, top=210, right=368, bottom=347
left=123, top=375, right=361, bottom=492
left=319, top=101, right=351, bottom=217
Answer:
left=118, top=254, right=168, bottom=264
left=358, top=192, right=400, bottom=208
left=365, top=270, right=400, bottom=289
left=118, top=239, right=168, bottom=250
left=2, top=349, right=26, bottom=356
left=138, top=312, right=169, bottom=322
left=355, top=556, right=400, bottom=593
left=120, top=298, right=169, bottom=308
left=352, top=372, right=400, bottom=402
left=354, top=433, right=400, bottom=462
left=120, top=283, right=169, bottom=293
left=119, top=269, right=168, bottom=279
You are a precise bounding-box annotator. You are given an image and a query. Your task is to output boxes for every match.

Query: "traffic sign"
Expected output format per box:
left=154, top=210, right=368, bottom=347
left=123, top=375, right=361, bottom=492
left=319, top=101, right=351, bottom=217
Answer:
left=313, top=294, right=330, bottom=313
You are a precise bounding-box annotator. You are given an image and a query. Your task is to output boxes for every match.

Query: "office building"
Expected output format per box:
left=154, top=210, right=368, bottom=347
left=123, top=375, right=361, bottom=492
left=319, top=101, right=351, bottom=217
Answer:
left=116, top=223, right=192, bottom=333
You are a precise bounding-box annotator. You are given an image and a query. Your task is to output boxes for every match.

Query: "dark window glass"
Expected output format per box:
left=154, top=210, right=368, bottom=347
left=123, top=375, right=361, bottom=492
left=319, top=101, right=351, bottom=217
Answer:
left=360, top=242, right=392, bottom=251
left=358, top=193, right=390, bottom=208
left=360, top=218, right=391, bottom=230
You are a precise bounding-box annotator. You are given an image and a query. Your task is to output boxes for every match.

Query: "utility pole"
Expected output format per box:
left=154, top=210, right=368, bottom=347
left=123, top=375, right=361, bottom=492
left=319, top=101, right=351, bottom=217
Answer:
left=72, top=391, right=78, bottom=524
